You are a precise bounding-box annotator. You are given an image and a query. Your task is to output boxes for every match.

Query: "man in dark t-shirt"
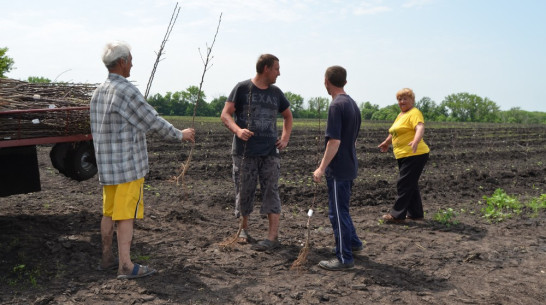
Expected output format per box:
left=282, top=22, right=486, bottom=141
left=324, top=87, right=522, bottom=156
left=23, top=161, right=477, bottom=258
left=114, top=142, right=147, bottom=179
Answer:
left=313, top=65, right=363, bottom=270
left=221, top=54, right=293, bottom=251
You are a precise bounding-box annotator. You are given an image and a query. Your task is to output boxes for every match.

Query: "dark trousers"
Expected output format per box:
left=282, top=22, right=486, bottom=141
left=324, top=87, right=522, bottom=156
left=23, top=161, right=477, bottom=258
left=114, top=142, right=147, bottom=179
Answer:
left=327, top=178, right=362, bottom=264
left=390, top=153, right=429, bottom=220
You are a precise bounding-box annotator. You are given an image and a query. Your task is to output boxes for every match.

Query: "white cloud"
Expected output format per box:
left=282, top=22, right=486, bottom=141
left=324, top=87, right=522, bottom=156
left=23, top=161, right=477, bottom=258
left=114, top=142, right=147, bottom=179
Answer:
left=180, top=0, right=304, bottom=23
left=341, top=0, right=392, bottom=16
left=354, top=5, right=391, bottom=15
left=402, top=0, right=435, bottom=8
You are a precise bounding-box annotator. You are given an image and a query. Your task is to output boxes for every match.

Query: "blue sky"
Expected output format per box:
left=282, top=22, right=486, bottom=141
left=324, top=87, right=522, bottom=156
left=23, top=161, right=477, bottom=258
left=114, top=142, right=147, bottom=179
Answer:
left=1, top=0, right=545, bottom=112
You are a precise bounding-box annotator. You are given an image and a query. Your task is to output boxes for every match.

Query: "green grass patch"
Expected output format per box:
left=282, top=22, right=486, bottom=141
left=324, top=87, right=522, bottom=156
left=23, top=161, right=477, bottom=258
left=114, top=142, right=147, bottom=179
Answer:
left=527, top=194, right=546, bottom=218
left=479, top=188, right=546, bottom=222
left=7, top=264, right=40, bottom=287
left=160, top=115, right=544, bottom=131
left=433, top=208, right=459, bottom=227
left=480, top=188, right=522, bottom=222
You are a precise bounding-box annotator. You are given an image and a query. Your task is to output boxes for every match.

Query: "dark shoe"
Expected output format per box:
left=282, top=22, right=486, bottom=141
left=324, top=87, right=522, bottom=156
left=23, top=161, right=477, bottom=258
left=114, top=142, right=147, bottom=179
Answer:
left=251, top=239, right=280, bottom=252
left=318, top=258, right=354, bottom=271
left=382, top=214, right=405, bottom=224
left=330, top=244, right=364, bottom=254
left=406, top=216, right=424, bottom=221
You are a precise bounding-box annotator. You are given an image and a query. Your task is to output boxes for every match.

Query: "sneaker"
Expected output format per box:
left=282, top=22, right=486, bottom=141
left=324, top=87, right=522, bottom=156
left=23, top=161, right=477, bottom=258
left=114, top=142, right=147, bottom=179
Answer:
left=330, top=244, right=364, bottom=254
left=318, top=258, right=354, bottom=271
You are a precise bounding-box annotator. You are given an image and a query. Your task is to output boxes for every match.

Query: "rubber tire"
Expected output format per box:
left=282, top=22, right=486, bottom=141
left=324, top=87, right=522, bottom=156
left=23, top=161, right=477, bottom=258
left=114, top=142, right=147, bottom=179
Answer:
left=65, top=141, right=97, bottom=181
left=50, top=143, right=72, bottom=175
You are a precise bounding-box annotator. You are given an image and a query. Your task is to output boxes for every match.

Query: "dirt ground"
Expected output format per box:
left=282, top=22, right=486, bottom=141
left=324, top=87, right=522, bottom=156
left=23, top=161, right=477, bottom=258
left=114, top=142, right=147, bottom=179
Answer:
left=1, top=118, right=545, bottom=305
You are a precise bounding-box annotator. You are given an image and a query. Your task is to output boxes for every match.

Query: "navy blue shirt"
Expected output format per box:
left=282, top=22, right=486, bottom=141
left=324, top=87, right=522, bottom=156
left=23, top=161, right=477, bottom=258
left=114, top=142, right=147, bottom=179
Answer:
left=324, top=94, right=361, bottom=180
left=227, top=79, right=290, bottom=157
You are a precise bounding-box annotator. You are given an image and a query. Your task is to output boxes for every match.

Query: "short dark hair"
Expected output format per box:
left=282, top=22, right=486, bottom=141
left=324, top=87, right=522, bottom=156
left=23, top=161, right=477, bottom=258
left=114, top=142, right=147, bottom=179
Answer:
left=325, top=66, right=347, bottom=88
left=256, top=54, right=279, bottom=74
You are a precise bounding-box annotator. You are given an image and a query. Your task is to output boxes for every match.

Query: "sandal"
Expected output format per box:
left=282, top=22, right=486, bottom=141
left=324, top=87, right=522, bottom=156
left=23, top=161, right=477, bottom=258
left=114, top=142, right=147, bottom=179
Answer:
left=382, top=214, right=406, bottom=224
left=251, top=239, right=280, bottom=252
left=238, top=229, right=251, bottom=244
left=117, top=264, right=157, bottom=279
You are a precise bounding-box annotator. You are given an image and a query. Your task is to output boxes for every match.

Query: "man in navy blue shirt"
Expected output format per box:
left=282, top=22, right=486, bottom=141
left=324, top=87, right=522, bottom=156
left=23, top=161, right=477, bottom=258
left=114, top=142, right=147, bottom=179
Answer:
left=313, top=65, right=363, bottom=270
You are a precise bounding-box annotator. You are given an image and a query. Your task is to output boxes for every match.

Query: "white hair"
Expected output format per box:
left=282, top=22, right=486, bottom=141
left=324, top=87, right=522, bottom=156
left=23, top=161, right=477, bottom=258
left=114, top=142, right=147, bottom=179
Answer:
left=101, top=41, right=131, bottom=68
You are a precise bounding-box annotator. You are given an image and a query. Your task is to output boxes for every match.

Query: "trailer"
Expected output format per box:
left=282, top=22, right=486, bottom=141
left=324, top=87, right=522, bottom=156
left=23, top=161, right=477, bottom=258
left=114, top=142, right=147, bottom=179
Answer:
left=0, top=106, right=97, bottom=197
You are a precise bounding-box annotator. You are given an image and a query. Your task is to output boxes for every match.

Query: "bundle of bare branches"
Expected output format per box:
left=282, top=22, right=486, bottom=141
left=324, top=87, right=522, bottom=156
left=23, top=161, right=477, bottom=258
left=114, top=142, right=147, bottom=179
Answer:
left=0, top=78, right=97, bottom=140
left=0, top=78, right=96, bottom=110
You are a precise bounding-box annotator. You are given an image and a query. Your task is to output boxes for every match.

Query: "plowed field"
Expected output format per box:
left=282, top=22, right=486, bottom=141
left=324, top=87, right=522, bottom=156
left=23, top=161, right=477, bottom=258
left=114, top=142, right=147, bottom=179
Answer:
left=1, top=118, right=545, bottom=304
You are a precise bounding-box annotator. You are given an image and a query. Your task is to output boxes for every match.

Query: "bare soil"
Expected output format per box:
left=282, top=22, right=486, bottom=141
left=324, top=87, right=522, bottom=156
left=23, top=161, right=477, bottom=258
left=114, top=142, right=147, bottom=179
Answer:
left=1, top=119, right=545, bottom=305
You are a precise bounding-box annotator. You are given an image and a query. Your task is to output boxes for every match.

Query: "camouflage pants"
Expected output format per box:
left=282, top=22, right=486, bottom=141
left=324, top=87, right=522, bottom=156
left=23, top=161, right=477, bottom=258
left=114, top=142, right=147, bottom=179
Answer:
left=232, top=155, right=281, bottom=217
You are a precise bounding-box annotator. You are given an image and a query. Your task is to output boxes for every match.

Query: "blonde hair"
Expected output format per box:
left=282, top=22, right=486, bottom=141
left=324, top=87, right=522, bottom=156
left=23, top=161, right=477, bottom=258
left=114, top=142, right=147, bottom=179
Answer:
left=396, top=88, right=415, bottom=102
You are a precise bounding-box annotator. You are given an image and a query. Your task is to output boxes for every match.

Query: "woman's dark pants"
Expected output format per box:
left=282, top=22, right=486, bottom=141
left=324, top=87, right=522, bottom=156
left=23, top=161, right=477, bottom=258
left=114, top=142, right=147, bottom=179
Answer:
left=390, top=153, right=429, bottom=220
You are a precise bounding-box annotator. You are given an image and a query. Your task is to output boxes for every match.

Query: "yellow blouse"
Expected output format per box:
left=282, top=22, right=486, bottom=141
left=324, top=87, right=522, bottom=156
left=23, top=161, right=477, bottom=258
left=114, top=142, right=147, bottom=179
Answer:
left=388, top=107, right=430, bottom=159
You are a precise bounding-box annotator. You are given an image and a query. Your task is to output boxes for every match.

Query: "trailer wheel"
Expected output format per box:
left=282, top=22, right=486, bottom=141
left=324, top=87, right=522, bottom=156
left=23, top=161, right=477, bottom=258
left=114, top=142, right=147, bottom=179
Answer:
left=50, top=143, right=72, bottom=174
left=65, top=141, right=97, bottom=181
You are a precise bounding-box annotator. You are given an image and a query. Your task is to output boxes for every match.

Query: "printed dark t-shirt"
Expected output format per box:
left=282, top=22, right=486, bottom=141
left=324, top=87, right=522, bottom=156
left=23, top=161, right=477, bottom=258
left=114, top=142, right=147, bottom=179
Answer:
left=227, top=79, right=290, bottom=157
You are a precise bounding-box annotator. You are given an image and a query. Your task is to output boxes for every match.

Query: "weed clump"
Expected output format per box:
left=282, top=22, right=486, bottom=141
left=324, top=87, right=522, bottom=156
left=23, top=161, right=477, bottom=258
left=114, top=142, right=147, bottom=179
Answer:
left=480, top=188, right=522, bottom=222
left=433, top=208, right=459, bottom=227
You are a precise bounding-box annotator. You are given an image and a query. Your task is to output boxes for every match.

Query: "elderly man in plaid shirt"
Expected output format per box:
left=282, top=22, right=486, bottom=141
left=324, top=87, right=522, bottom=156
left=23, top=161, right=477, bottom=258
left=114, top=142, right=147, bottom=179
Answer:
left=90, top=41, right=194, bottom=279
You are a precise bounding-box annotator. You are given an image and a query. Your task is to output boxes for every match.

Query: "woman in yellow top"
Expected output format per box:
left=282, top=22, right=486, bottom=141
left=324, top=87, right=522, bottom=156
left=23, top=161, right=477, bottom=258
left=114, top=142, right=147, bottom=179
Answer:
left=378, top=88, right=430, bottom=223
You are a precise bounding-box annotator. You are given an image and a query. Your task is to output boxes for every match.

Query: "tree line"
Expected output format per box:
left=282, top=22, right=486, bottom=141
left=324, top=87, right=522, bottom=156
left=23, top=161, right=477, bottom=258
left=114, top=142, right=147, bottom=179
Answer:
left=360, top=93, right=546, bottom=124
left=1, top=47, right=544, bottom=124
left=146, top=88, right=546, bottom=125
left=22, top=79, right=546, bottom=125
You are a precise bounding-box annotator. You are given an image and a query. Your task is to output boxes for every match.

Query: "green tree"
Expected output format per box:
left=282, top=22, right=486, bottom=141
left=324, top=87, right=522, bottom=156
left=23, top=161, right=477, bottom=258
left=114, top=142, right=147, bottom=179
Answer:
left=478, top=97, right=501, bottom=122
left=210, top=95, right=227, bottom=117
left=441, top=92, right=500, bottom=122
left=371, top=104, right=400, bottom=121
left=182, top=86, right=208, bottom=116
left=0, top=47, right=15, bottom=78
left=147, top=93, right=169, bottom=115
left=499, top=107, right=527, bottom=124
left=27, top=76, right=51, bottom=83
left=499, top=107, right=546, bottom=124
left=415, top=97, right=447, bottom=121
left=285, top=91, right=304, bottom=117
left=170, top=91, right=189, bottom=115
left=415, top=97, right=434, bottom=118
left=307, top=97, right=329, bottom=118
left=360, top=101, right=379, bottom=120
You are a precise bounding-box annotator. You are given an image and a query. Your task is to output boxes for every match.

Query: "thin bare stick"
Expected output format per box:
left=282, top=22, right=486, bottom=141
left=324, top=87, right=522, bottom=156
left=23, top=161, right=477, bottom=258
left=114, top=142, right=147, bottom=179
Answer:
left=290, top=199, right=314, bottom=272
left=175, top=13, right=222, bottom=188
left=219, top=79, right=253, bottom=250
left=191, top=13, right=222, bottom=128
left=144, top=3, right=181, bottom=99
left=291, top=108, right=322, bottom=271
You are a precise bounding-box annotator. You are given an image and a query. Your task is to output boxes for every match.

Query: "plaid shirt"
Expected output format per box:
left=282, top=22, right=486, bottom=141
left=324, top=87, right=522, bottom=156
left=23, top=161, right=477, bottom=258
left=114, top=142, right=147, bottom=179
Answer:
left=90, top=73, right=182, bottom=185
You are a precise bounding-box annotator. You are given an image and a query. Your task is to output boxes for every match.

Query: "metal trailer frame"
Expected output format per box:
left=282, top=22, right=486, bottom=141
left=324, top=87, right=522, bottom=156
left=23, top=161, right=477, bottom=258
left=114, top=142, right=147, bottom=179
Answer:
left=0, top=106, right=92, bottom=148
left=0, top=106, right=97, bottom=196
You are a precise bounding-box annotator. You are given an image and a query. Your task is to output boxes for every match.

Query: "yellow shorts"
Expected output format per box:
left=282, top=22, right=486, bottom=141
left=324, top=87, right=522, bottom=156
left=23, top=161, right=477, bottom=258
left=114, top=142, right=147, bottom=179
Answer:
left=102, top=177, right=145, bottom=221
